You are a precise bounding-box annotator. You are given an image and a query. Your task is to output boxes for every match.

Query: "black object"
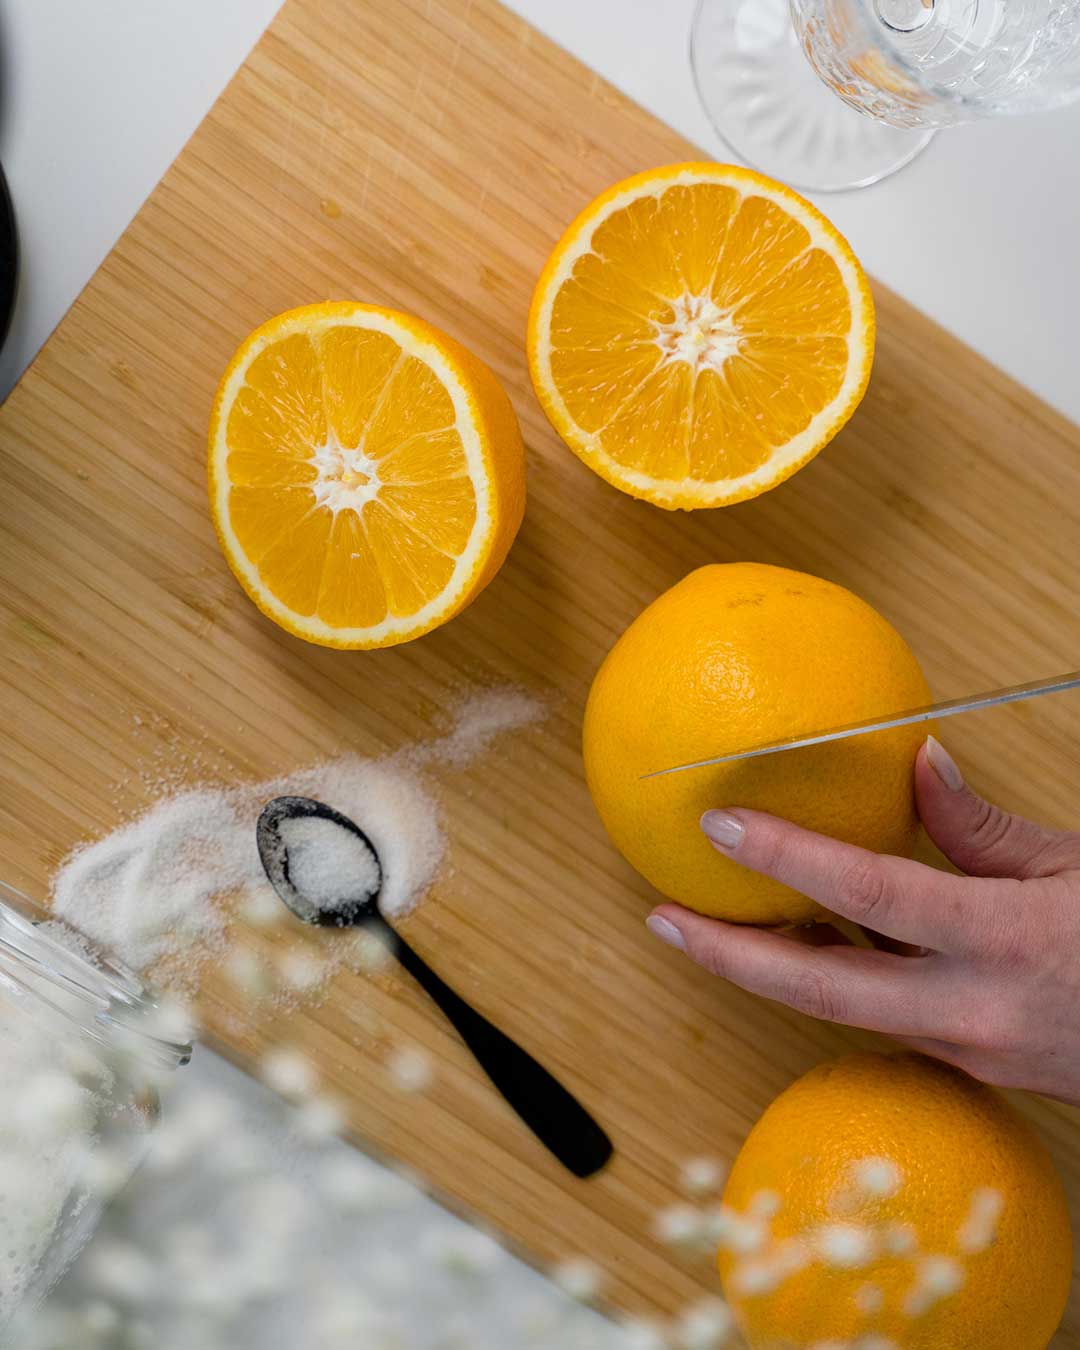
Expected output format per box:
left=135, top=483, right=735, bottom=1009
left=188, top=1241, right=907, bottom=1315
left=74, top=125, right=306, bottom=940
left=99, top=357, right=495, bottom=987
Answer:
left=256, top=795, right=614, bottom=1179
left=0, top=163, right=17, bottom=355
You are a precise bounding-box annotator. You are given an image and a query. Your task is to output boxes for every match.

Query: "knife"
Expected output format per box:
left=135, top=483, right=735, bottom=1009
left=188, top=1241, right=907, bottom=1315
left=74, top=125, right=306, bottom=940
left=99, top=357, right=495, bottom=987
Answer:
left=641, top=670, right=1080, bottom=780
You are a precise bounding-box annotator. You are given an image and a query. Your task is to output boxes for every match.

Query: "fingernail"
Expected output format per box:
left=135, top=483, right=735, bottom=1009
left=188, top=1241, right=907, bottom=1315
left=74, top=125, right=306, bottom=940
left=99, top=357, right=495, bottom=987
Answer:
left=926, top=735, right=964, bottom=792
left=646, top=914, right=686, bottom=951
left=701, top=809, right=745, bottom=850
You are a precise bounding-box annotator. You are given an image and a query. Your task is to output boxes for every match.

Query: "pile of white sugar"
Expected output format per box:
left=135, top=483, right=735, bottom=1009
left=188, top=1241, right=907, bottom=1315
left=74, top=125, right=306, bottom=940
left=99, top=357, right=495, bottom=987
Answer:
left=49, top=688, right=545, bottom=991
left=276, top=814, right=382, bottom=918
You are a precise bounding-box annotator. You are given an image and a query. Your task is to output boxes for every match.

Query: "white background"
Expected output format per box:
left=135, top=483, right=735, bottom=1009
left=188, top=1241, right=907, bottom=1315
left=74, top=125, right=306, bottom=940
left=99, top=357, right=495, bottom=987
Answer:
left=2, top=0, right=1078, bottom=1341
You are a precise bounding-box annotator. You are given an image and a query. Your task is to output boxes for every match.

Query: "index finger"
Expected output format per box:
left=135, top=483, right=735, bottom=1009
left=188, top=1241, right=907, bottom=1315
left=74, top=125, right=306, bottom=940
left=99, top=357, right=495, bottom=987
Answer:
left=649, top=905, right=946, bottom=1039
left=700, top=807, right=1004, bottom=953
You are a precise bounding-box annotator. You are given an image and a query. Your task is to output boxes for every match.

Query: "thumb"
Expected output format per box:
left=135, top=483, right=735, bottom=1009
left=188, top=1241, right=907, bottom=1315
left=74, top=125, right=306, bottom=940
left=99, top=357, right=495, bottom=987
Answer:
left=917, top=735, right=1080, bottom=879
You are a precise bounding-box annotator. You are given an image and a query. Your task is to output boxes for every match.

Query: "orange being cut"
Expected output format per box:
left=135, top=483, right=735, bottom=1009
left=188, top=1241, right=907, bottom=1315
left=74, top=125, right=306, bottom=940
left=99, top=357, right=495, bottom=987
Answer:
left=527, top=163, right=874, bottom=511
left=208, top=303, right=525, bottom=649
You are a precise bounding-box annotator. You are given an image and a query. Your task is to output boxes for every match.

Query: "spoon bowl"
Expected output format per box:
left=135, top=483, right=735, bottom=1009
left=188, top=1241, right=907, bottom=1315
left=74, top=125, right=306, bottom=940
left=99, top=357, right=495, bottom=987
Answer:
left=256, top=795, right=382, bottom=927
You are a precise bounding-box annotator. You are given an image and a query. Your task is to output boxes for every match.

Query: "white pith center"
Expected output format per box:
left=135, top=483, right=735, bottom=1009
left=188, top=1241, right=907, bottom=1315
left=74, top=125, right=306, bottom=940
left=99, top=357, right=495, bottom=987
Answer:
left=653, top=293, right=742, bottom=374
left=309, top=433, right=381, bottom=513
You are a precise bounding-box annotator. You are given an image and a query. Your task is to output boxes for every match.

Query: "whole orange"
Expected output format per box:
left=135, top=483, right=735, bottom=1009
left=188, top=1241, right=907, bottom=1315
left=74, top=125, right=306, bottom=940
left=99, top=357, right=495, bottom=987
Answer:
left=582, top=563, right=930, bottom=924
left=718, top=1052, right=1072, bottom=1349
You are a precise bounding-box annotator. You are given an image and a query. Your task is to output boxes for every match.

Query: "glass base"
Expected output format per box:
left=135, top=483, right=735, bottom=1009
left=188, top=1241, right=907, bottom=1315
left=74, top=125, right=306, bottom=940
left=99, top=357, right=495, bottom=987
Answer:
left=690, top=0, right=935, bottom=192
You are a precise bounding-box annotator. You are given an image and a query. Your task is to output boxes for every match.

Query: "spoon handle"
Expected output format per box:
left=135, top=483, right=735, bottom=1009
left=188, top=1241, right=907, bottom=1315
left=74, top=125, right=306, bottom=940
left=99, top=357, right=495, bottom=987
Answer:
left=367, top=914, right=612, bottom=1179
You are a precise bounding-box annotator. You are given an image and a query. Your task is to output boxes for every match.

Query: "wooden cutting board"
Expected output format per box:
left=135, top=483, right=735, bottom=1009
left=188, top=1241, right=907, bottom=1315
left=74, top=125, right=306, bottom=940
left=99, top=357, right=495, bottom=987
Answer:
left=2, top=0, right=1079, bottom=1338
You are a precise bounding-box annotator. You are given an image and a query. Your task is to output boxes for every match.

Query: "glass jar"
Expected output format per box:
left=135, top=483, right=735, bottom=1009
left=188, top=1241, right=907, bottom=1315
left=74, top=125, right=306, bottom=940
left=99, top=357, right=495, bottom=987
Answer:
left=0, top=880, right=191, bottom=1332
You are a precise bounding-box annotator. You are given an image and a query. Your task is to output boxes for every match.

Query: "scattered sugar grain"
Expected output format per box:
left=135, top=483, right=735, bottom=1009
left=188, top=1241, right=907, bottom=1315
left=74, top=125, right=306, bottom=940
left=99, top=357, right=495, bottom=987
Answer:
left=957, top=1185, right=1004, bottom=1253
left=619, top=1317, right=670, bottom=1350
left=903, top=1253, right=964, bottom=1315
left=653, top=1203, right=704, bottom=1246
left=852, top=1157, right=902, bottom=1199
left=814, top=1222, right=876, bottom=1269
left=881, top=1222, right=918, bottom=1257
left=551, top=1256, right=602, bottom=1303
left=240, top=1175, right=310, bottom=1243
left=709, top=1206, right=766, bottom=1255
left=421, top=1224, right=503, bottom=1276
left=680, top=1156, right=725, bottom=1196
left=730, top=1257, right=783, bottom=1297
left=317, top=1155, right=385, bottom=1213
left=424, top=687, right=546, bottom=770
left=11, top=1068, right=92, bottom=1136
left=772, top=1236, right=811, bottom=1277
left=747, top=1188, right=781, bottom=1220
left=350, top=927, right=394, bottom=976
left=240, top=887, right=285, bottom=929
left=292, top=1094, right=347, bottom=1142
left=732, top=1236, right=809, bottom=1294
left=275, top=947, right=326, bottom=992
left=168, top=1091, right=238, bottom=1144
left=144, top=992, right=199, bottom=1045
left=185, top=1264, right=241, bottom=1316
left=312, top=1290, right=384, bottom=1339
left=212, top=1132, right=266, bottom=1180
left=222, top=947, right=274, bottom=998
left=76, top=1142, right=133, bottom=1199
left=387, top=1045, right=434, bottom=1093
left=141, top=1093, right=237, bottom=1178
left=674, top=1296, right=734, bottom=1349
left=260, top=1047, right=318, bottom=1100
left=382, top=1164, right=426, bottom=1205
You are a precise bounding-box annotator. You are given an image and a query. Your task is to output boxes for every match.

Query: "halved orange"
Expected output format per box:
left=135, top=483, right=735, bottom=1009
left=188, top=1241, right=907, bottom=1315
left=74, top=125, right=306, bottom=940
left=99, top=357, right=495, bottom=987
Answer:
left=527, top=163, right=874, bottom=511
left=208, top=303, right=525, bottom=649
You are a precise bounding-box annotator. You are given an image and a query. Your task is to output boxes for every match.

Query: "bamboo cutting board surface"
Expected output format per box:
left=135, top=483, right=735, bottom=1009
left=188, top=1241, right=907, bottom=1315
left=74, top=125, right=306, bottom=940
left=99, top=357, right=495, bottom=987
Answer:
left=2, top=0, right=1080, bottom=1337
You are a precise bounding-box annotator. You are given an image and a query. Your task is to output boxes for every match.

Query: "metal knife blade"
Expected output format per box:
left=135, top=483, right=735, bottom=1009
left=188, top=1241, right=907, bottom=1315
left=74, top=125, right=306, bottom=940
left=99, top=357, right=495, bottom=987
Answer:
left=640, top=670, right=1080, bottom=780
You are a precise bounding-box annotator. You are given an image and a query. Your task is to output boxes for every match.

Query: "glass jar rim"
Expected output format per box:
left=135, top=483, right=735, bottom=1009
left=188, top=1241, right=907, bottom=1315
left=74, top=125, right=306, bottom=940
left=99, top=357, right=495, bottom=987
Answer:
left=0, top=880, right=191, bottom=1074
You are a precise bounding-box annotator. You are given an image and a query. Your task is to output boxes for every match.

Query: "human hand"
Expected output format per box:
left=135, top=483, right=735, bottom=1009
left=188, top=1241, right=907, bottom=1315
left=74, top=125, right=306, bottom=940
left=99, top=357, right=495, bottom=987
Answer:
left=646, top=736, right=1080, bottom=1106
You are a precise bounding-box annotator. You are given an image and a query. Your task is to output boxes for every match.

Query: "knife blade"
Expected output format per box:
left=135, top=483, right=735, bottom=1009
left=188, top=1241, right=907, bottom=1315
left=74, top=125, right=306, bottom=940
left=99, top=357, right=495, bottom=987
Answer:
left=640, top=670, right=1080, bottom=780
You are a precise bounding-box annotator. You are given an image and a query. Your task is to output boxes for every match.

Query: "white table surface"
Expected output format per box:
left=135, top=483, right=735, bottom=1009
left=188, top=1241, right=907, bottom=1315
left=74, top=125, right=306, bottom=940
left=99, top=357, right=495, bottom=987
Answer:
left=3, top=0, right=1079, bottom=1344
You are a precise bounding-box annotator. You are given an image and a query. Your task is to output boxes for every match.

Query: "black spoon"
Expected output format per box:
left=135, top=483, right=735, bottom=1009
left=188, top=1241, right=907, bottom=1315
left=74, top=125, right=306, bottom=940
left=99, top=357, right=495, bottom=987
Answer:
left=256, top=795, right=613, bottom=1179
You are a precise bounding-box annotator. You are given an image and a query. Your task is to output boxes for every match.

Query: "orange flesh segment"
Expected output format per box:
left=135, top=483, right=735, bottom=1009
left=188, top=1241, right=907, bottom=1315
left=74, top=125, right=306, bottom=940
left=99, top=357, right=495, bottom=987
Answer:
left=224, top=325, right=474, bottom=627
left=549, top=181, right=855, bottom=483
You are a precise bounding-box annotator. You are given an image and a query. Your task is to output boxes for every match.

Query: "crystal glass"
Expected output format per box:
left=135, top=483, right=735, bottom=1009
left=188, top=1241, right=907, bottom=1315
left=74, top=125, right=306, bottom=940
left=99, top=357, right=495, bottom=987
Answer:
left=692, top=0, right=1080, bottom=190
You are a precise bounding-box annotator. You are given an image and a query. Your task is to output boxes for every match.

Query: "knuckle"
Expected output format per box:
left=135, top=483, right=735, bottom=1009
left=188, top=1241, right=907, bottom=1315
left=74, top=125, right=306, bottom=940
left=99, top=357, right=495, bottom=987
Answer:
left=966, top=799, right=1016, bottom=862
left=960, top=1005, right=1022, bottom=1054
left=693, top=929, right=733, bottom=980
left=751, top=825, right=790, bottom=879
left=782, top=967, right=847, bottom=1023
left=835, top=857, right=890, bottom=921
left=978, top=881, right=1041, bottom=966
